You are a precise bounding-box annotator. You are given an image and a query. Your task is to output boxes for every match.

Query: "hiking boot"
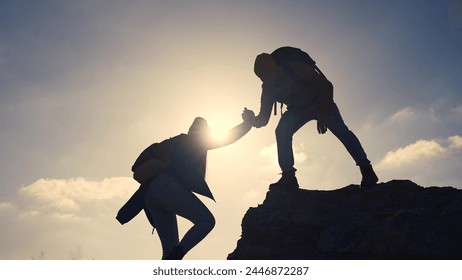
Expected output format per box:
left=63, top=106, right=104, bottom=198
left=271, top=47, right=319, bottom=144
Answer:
left=360, top=165, right=378, bottom=188
left=269, top=170, right=299, bottom=190
left=163, top=245, right=186, bottom=260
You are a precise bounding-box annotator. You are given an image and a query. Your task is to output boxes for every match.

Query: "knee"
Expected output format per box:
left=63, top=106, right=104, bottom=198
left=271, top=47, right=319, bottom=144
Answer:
left=203, top=213, right=215, bottom=232
left=193, top=210, right=215, bottom=232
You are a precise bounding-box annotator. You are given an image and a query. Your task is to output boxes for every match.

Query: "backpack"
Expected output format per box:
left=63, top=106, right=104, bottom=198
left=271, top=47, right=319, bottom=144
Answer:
left=271, top=46, right=315, bottom=66
left=270, top=46, right=326, bottom=114
left=116, top=133, right=212, bottom=227
left=116, top=135, right=187, bottom=227
left=131, top=134, right=187, bottom=184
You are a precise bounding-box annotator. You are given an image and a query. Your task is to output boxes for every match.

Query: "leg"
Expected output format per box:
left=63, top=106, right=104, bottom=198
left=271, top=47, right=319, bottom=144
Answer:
left=324, top=104, right=378, bottom=186
left=324, top=104, right=370, bottom=166
left=276, top=110, right=312, bottom=172
left=144, top=173, right=215, bottom=258
left=146, top=206, right=179, bottom=259
left=271, top=110, right=312, bottom=188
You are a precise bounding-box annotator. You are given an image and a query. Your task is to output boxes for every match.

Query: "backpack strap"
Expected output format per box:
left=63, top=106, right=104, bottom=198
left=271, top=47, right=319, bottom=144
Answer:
left=273, top=100, right=285, bottom=116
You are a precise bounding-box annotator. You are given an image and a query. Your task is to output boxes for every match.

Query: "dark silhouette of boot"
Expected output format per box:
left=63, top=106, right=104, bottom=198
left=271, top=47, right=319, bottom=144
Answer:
left=360, top=165, right=378, bottom=188
left=163, top=245, right=186, bottom=260
left=270, top=170, right=299, bottom=190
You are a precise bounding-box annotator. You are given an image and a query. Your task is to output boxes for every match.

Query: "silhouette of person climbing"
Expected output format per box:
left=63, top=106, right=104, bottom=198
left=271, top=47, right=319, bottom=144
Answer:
left=251, top=46, right=378, bottom=189
left=117, top=109, right=255, bottom=260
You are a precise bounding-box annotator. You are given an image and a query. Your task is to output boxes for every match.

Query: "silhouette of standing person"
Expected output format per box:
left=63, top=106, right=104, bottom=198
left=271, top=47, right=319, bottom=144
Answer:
left=117, top=109, right=255, bottom=260
left=251, top=46, right=378, bottom=189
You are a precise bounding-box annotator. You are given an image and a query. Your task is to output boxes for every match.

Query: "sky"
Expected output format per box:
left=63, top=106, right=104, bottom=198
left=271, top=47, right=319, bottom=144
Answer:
left=0, top=0, right=461, bottom=260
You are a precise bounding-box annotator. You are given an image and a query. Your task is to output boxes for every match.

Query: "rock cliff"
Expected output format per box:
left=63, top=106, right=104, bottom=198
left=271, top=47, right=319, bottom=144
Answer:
left=228, top=180, right=462, bottom=259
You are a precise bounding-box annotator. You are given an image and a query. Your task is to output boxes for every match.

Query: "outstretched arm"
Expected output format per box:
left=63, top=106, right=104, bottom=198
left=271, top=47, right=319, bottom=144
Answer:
left=207, top=108, right=255, bottom=150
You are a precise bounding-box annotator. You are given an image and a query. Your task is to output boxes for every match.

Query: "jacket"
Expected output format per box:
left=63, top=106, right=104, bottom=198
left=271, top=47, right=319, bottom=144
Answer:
left=116, top=134, right=214, bottom=226
left=254, top=61, right=334, bottom=128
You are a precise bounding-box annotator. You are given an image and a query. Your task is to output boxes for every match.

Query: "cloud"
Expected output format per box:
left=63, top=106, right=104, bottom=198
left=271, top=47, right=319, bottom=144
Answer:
left=388, top=107, right=415, bottom=123
left=380, top=139, right=446, bottom=167
left=18, top=177, right=136, bottom=212
left=383, top=102, right=462, bottom=130
left=0, top=177, right=158, bottom=259
left=0, top=201, right=14, bottom=211
left=13, top=177, right=139, bottom=226
left=2, top=175, right=262, bottom=260
left=259, top=143, right=278, bottom=166
left=448, top=135, right=462, bottom=149
left=258, top=142, right=307, bottom=169
left=378, top=135, right=462, bottom=168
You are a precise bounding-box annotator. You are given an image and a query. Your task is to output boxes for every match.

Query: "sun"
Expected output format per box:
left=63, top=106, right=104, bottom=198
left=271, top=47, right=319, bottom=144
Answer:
left=210, top=123, right=231, bottom=141
left=208, top=118, right=234, bottom=142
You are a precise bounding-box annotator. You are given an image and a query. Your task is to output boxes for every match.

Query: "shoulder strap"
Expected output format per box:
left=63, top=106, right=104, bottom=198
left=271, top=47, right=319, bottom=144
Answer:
left=273, top=101, right=284, bottom=116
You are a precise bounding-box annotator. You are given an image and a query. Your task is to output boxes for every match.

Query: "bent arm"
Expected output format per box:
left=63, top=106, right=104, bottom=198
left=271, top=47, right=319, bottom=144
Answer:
left=253, top=88, right=274, bottom=128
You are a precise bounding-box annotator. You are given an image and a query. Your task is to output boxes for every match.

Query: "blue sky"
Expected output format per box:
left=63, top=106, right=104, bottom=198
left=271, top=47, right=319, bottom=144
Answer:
left=0, top=0, right=461, bottom=260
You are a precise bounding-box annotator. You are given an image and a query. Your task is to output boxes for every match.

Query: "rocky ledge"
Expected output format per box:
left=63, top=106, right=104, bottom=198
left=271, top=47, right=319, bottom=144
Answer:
left=228, top=180, right=462, bottom=260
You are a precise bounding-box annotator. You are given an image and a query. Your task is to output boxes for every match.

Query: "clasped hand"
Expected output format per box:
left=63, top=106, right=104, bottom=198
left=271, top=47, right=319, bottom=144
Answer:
left=242, top=107, right=255, bottom=124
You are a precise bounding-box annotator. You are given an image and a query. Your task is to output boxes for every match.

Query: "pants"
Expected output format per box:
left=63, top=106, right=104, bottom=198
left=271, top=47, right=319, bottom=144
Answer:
left=276, top=104, right=370, bottom=173
left=144, top=171, right=215, bottom=259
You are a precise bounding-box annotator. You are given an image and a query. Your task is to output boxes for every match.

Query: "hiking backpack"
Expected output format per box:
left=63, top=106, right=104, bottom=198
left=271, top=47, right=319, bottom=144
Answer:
left=270, top=46, right=326, bottom=114
left=271, top=46, right=326, bottom=78
left=131, top=134, right=188, bottom=184
left=116, top=135, right=188, bottom=226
